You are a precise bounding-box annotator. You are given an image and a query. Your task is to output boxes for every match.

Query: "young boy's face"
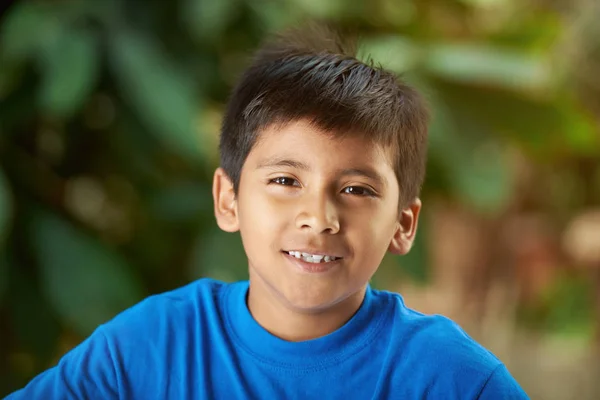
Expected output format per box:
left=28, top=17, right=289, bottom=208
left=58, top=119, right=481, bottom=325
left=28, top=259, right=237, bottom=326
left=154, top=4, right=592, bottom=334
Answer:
left=214, top=119, right=420, bottom=313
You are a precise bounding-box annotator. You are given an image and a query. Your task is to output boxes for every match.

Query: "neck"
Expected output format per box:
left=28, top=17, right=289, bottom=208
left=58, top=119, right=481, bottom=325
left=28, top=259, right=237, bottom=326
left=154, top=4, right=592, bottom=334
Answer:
left=246, top=280, right=366, bottom=342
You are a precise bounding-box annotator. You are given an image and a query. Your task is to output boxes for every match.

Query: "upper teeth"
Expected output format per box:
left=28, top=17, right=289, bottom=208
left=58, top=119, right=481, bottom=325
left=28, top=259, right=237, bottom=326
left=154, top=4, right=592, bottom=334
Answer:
left=287, top=251, right=339, bottom=263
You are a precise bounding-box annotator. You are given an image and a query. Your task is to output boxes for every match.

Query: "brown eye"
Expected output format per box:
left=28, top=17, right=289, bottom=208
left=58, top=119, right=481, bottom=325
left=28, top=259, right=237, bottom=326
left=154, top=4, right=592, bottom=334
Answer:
left=271, top=177, right=299, bottom=186
left=343, top=186, right=375, bottom=196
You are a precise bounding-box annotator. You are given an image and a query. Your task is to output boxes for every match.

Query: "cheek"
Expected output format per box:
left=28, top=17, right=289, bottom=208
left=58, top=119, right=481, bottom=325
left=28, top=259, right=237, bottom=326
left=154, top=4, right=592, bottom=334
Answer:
left=348, top=205, right=398, bottom=250
left=238, top=190, right=288, bottom=233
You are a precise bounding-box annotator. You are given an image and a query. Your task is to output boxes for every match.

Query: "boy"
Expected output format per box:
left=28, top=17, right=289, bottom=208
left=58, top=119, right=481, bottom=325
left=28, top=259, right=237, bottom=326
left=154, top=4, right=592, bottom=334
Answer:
left=7, top=27, right=529, bottom=399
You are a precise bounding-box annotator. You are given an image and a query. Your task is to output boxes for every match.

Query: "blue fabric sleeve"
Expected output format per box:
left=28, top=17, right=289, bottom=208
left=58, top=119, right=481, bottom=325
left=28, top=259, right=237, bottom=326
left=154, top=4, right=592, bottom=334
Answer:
left=477, top=364, right=529, bottom=400
left=5, top=328, right=119, bottom=400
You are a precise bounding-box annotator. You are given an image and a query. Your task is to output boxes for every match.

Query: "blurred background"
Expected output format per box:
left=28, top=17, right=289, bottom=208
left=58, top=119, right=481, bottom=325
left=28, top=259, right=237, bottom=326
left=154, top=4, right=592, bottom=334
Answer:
left=1, top=0, right=599, bottom=398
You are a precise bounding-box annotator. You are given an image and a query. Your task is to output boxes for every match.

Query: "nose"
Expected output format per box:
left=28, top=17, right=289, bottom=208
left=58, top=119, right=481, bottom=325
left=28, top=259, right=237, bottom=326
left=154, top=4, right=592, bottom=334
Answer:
left=295, top=192, right=340, bottom=234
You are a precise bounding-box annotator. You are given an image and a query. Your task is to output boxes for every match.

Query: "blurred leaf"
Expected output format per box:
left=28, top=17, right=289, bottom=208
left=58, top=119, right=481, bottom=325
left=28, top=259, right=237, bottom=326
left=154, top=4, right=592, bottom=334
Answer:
left=149, top=181, right=212, bottom=223
left=31, top=211, right=144, bottom=336
left=428, top=89, right=514, bottom=214
left=38, top=29, right=99, bottom=117
left=376, top=0, right=416, bottom=27
left=0, top=71, right=39, bottom=136
left=358, top=35, right=419, bottom=74
left=547, top=169, right=586, bottom=212
left=458, top=0, right=508, bottom=6
left=0, top=62, right=24, bottom=101
left=289, top=0, right=345, bottom=17
left=425, top=43, right=551, bottom=91
left=451, top=143, right=513, bottom=214
left=490, top=12, right=562, bottom=51
left=247, top=2, right=301, bottom=31
left=0, top=2, right=63, bottom=62
left=0, top=253, right=7, bottom=304
left=109, top=30, right=202, bottom=163
left=519, top=272, right=595, bottom=337
left=112, top=111, right=166, bottom=184
left=189, top=227, right=247, bottom=282
left=557, top=102, right=600, bottom=156
left=182, top=0, right=240, bottom=41
left=0, top=167, right=11, bottom=304
left=8, top=257, right=61, bottom=364
left=0, top=168, right=12, bottom=245
left=433, top=81, right=597, bottom=159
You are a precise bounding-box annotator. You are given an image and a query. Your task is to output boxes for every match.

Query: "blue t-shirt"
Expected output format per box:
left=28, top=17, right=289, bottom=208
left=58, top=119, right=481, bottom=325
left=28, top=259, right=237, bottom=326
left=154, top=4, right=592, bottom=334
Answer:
left=7, top=279, right=528, bottom=399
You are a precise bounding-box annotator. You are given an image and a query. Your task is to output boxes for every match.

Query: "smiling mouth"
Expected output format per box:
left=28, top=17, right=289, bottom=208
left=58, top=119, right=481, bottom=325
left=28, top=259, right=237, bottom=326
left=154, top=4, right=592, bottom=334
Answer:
left=282, top=250, right=342, bottom=264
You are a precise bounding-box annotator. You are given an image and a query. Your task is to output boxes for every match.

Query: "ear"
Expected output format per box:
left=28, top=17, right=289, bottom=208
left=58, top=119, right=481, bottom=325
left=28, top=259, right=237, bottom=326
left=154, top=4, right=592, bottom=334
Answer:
left=388, top=198, right=422, bottom=256
left=212, top=167, right=240, bottom=232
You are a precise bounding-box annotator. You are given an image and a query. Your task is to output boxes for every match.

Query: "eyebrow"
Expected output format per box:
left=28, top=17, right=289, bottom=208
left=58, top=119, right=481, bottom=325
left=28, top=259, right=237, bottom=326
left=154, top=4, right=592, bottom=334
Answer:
left=256, top=157, right=311, bottom=171
left=257, top=157, right=387, bottom=188
left=340, top=168, right=387, bottom=189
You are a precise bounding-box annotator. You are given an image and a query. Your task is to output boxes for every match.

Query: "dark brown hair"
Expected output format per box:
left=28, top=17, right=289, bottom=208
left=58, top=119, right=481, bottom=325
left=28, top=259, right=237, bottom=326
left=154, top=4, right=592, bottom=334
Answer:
left=219, top=26, right=429, bottom=207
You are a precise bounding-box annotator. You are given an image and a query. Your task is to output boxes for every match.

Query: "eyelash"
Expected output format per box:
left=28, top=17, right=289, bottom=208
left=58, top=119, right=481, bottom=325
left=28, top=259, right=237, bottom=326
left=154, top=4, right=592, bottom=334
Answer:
left=269, top=177, right=377, bottom=197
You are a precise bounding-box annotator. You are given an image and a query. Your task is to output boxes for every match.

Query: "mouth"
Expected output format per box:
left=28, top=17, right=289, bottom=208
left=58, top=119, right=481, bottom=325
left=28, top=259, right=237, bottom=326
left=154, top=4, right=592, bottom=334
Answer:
left=282, top=250, right=342, bottom=264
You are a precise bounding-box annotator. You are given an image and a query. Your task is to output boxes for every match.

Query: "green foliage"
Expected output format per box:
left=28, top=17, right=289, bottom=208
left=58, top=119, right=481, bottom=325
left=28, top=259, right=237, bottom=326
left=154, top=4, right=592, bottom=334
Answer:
left=8, top=257, right=62, bottom=370
left=32, top=211, right=145, bottom=336
left=181, top=0, right=241, bottom=40
left=0, top=253, right=7, bottom=304
left=428, top=92, right=514, bottom=214
left=425, top=43, right=550, bottom=91
left=0, top=169, right=11, bottom=303
left=358, top=35, right=419, bottom=74
left=109, top=30, right=202, bottom=164
left=38, top=28, right=100, bottom=117
left=189, top=227, right=248, bottom=283
left=519, top=272, right=595, bottom=338
left=0, top=169, right=11, bottom=245
left=149, top=181, right=213, bottom=223
left=1, top=2, right=62, bottom=62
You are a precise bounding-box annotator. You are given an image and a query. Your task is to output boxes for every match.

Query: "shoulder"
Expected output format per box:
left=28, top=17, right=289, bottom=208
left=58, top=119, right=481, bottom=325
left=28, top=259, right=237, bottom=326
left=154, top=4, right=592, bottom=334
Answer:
left=98, top=278, right=234, bottom=352
left=106, top=277, right=234, bottom=333
left=3, top=280, right=233, bottom=399
left=104, top=278, right=227, bottom=328
left=379, top=289, right=501, bottom=370
left=91, top=279, right=236, bottom=395
left=374, top=289, right=526, bottom=398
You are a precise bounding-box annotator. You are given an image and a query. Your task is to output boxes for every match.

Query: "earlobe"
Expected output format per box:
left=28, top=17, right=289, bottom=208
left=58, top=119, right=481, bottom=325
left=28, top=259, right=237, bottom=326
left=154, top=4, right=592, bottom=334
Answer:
left=212, top=167, right=240, bottom=233
left=388, top=198, right=422, bottom=256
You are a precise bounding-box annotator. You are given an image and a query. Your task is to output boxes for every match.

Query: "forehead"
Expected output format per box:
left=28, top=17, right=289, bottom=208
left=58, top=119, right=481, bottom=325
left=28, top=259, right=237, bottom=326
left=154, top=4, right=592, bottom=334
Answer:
left=249, top=119, right=395, bottom=169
